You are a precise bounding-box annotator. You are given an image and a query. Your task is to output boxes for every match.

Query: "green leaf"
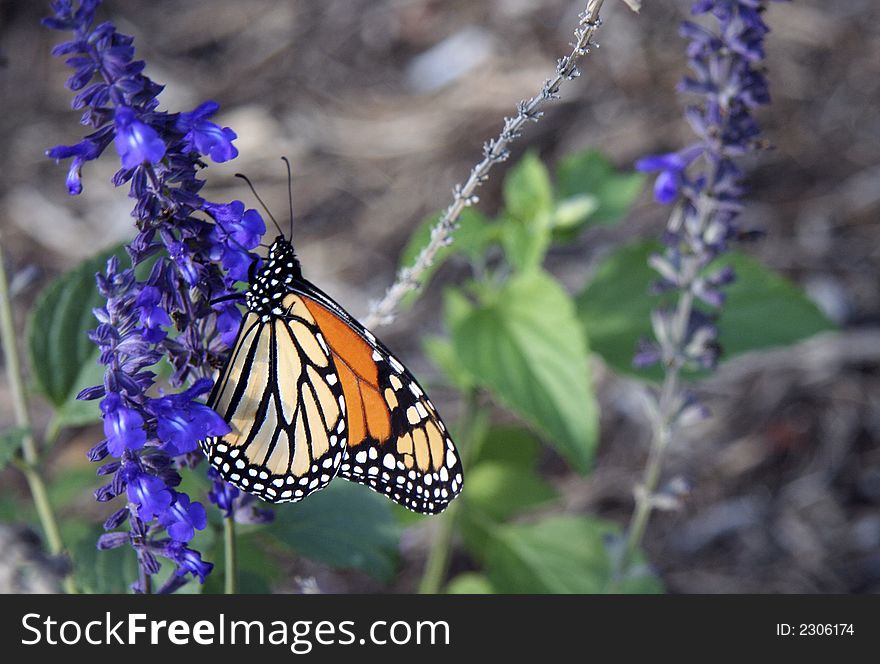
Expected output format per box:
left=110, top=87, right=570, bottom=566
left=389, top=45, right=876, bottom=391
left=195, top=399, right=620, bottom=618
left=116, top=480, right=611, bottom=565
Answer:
left=391, top=502, right=428, bottom=527
left=48, top=467, right=99, bottom=512
left=719, top=253, right=836, bottom=355
left=446, top=572, right=495, bottom=594
left=27, top=245, right=127, bottom=407
left=576, top=241, right=836, bottom=380
left=459, top=460, right=558, bottom=559
left=556, top=150, right=646, bottom=227
left=500, top=152, right=556, bottom=272
left=503, top=151, right=554, bottom=222
left=268, top=481, right=401, bottom=582
left=423, top=336, right=475, bottom=393
left=0, top=426, right=28, bottom=470
left=499, top=213, right=552, bottom=273
left=575, top=242, right=660, bottom=380
left=443, top=287, right=476, bottom=329
left=472, top=426, right=543, bottom=468
left=451, top=270, right=598, bottom=473
left=397, top=208, right=494, bottom=307
left=423, top=287, right=482, bottom=391
left=68, top=522, right=141, bottom=594
left=50, top=349, right=104, bottom=429
left=552, top=194, right=599, bottom=229
left=464, top=461, right=557, bottom=523
left=485, top=516, right=662, bottom=594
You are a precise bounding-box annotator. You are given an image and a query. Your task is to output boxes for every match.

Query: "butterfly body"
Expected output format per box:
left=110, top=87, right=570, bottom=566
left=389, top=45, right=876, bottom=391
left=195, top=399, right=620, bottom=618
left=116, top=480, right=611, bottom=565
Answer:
left=201, top=236, right=463, bottom=514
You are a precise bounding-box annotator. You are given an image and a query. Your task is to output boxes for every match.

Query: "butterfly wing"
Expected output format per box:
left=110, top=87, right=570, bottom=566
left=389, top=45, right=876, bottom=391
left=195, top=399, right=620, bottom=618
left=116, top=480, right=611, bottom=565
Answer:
left=292, top=280, right=464, bottom=514
left=201, top=294, right=348, bottom=503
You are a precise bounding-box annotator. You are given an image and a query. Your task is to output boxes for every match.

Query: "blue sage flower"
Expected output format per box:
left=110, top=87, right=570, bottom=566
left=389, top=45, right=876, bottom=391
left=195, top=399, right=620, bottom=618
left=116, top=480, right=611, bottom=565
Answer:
left=148, top=379, right=231, bottom=456
left=100, top=391, right=146, bottom=456
left=164, top=542, right=213, bottom=584
left=135, top=285, right=171, bottom=343
left=635, top=144, right=702, bottom=204
left=177, top=101, right=239, bottom=163
left=213, top=301, right=244, bottom=348
left=207, top=467, right=274, bottom=525
left=125, top=466, right=174, bottom=522
left=114, top=106, right=166, bottom=169
left=45, top=0, right=266, bottom=590
left=160, top=494, right=208, bottom=543
left=634, top=0, right=782, bottom=371
left=205, top=200, right=266, bottom=282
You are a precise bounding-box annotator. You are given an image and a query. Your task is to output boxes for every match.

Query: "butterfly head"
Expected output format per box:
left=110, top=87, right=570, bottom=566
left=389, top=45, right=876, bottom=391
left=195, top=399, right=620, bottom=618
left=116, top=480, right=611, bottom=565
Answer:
left=245, top=235, right=303, bottom=317
left=268, top=235, right=296, bottom=260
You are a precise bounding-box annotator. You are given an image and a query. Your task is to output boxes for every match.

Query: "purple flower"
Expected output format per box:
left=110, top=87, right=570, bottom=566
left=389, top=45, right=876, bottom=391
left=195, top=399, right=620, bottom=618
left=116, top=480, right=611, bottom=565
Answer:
left=165, top=240, right=201, bottom=287
left=164, top=541, right=213, bottom=584
left=208, top=467, right=239, bottom=517
left=148, top=379, right=231, bottom=456
left=633, top=340, right=662, bottom=369
left=135, top=285, right=171, bottom=343
left=97, top=531, right=130, bottom=550
left=160, top=493, right=208, bottom=543
left=634, top=0, right=781, bottom=372
left=47, top=138, right=104, bottom=194
left=45, top=0, right=268, bottom=591
left=207, top=467, right=274, bottom=525
left=126, top=468, right=173, bottom=522
left=214, top=301, right=243, bottom=348
left=205, top=201, right=266, bottom=282
left=101, top=391, right=146, bottom=456
left=114, top=106, right=166, bottom=169
left=177, top=101, right=239, bottom=163
left=635, top=145, right=703, bottom=204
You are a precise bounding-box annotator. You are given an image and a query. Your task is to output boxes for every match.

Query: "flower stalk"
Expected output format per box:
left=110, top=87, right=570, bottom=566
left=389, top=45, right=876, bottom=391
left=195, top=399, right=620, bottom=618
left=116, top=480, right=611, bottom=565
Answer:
left=0, top=239, right=75, bottom=593
left=44, top=0, right=273, bottom=592
left=619, top=0, right=782, bottom=579
left=365, top=0, right=606, bottom=329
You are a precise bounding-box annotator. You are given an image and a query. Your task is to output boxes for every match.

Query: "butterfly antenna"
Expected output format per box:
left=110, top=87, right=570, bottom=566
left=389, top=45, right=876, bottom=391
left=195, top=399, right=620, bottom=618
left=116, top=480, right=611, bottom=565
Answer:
left=235, top=172, right=286, bottom=238
left=281, top=156, right=294, bottom=239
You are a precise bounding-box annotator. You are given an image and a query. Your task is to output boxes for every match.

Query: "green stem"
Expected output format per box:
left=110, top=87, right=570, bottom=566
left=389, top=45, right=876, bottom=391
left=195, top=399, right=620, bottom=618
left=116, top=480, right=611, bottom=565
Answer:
left=418, top=390, right=483, bottom=594
left=224, top=516, right=237, bottom=594
left=44, top=415, right=64, bottom=451
left=0, top=240, right=75, bottom=593
left=417, top=500, right=460, bottom=595
left=620, top=377, right=676, bottom=568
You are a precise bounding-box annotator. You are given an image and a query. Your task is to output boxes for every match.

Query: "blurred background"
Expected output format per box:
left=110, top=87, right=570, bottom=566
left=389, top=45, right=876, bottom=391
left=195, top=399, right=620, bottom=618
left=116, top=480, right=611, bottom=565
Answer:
left=1, top=0, right=878, bottom=592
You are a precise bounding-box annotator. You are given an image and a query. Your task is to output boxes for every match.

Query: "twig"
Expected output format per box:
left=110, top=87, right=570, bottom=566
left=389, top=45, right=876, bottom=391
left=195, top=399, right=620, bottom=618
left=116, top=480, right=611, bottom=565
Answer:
left=364, top=0, right=607, bottom=329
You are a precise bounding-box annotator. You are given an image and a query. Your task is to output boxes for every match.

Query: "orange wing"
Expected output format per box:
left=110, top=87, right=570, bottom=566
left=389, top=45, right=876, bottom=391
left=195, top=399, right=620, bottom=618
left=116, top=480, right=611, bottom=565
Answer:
left=297, top=291, right=463, bottom=514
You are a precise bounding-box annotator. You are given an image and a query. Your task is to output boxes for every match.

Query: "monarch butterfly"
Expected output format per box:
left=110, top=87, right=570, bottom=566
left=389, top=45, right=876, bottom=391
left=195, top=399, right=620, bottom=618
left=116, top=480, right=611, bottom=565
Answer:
left=200, top=175, right=463, bottom=515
